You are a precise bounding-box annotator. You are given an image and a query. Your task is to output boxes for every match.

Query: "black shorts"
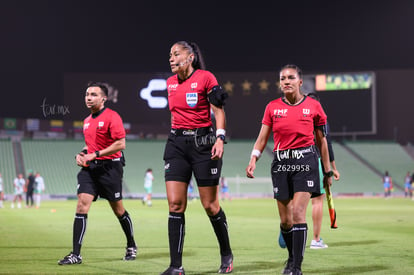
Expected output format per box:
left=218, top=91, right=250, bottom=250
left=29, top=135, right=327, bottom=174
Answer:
left=77, top=159, right=124, bottom=201
left=271, top=145, right=320, bottom=201
left=163, top=128, right=222, bottom=187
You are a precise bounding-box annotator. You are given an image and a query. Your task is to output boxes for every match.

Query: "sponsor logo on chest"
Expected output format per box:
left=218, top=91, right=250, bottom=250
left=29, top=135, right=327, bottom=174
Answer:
left=274, top=109, right=288, bottom=118
left=186, top=92, right=198, bottom=107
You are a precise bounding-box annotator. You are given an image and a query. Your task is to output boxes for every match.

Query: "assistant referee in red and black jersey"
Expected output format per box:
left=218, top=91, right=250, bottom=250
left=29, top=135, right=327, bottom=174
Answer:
left=161, top=41, right=233, bottom=275
left=58, top=82, right=137, bottom=265
left=246, top=65, right=333, bottom=275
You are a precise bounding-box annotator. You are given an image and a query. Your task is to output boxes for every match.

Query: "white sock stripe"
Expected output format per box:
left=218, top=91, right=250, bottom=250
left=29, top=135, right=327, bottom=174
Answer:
left=177, top=224, right=184, bottom=253
left=76, top=216, right=87, bottom=245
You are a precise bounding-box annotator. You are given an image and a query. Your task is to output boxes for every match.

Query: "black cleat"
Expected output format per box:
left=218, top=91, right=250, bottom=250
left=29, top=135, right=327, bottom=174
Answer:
left=282, top=258, right=293, bottom=274
left=58, top=252, right=82, bottom=265
left=289, top=268, right=302, bottom=275
left=160, top=266, right=185, bottom=275
left=218, top=254, right=233, bottom=274
left=123, top=247, right=137, bottom=261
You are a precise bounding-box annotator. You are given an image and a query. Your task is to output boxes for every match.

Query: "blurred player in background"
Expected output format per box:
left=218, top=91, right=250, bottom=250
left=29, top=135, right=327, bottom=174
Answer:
left=12, top=173, right=25, bottom=209
left=58, top=82, right=137, bottom=265
left=307, top=92, right=340, bottom=249
left=246, top=65, right=333, bottom=275
left=162, top=41, right=233, bottom=275
left=142, top=168, right=153, bottom=207
left=220, top=176, right=231, bottom=201
left=25, top=169, right=35, bottom=208
left=0, top=173, right=4, bottom=208
left=34, top=172, right=45, bottom=208
left=383, top=171, right=392, bottom=198
left=404, top=172, right=412, bottom=199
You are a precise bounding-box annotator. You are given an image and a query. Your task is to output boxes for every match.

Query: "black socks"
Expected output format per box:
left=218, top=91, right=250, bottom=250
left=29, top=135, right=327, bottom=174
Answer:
left=168, top=212, right=185, bottom=268
left=209, top=208, right=232, bottom=257
left=118, top=210, right=136, bottom=248
left=72, top=213, right=87, bottom=255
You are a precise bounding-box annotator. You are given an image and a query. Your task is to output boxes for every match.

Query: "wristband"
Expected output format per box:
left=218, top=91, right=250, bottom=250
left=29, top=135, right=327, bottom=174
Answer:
left=95, top=151, right=100, bottom=158
left=216, top=129, right=226, bottom=137
left=251, top=149, right=261, bottom=159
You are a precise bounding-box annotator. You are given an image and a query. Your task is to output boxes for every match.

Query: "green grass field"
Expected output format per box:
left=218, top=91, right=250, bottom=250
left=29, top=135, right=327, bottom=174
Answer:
left=0, top=197, right=413, bottom=274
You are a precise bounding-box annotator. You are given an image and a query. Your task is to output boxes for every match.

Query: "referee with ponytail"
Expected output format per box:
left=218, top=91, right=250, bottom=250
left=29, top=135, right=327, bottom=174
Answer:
left=161, top=41, right=233, bottom=275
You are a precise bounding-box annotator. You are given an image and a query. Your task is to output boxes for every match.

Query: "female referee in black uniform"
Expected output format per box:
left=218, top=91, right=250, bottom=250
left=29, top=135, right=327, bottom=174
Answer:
left=246, top=65, right=333, bottom=275
left=161, top=41, right=233, bottom=275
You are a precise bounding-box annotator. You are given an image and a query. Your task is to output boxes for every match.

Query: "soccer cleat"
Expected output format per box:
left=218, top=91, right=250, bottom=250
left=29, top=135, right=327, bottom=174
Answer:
left=218, top=254, right=233, bottom=274
left=58, top=252, right=82, bottom=265
left=310, top=239, right=328, bottom=249
left=123, top=247, right=137, bottom=261
left=278, top=231, right=286, bottom=249
left=281, top=258, right=293, bottom=274
left=289, top=268, right=302, bottom=275
left=160, top=266, right=185, bottom=275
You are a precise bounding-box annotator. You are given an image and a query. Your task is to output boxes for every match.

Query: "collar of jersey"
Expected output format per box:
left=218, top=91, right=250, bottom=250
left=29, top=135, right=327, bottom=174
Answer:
left=178, top=69, right=197, bottom=83
left=92, top=107, right=106, bottom=118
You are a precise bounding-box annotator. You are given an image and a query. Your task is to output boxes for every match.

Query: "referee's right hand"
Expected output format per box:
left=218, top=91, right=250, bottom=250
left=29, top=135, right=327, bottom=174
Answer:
left=75, top=152, right=89, bottom=167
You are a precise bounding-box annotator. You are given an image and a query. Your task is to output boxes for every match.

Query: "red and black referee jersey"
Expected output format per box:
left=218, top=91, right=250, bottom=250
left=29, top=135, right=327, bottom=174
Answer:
left=262, top=96, right=327, bottom=151
left=83, top=107, right=125, bottom=160
left=167, top=69, right=218, bottom=129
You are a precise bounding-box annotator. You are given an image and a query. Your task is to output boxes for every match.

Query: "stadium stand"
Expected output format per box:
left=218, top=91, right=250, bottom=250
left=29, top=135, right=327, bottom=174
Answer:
left=0, top=139, right=411, bottom=198
left=21, top=139, right=84, bottom=196
left=342, top=141, right=414, bottom=192
left=0, top=139, right=17, bottom=194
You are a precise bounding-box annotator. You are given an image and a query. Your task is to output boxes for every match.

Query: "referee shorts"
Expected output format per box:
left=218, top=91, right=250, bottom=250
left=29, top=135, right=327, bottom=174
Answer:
left=77, top=159, right=124, bottom=202
left=271, top=145, right=321, bottom=201
left=164, top=129, right=222, bottom=187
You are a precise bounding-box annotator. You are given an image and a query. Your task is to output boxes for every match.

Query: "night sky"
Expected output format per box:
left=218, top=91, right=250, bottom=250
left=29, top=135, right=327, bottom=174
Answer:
left=1, top=0, right=413, bottom=115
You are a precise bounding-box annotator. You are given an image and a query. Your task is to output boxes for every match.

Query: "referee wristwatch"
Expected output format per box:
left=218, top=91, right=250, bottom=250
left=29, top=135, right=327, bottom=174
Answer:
left=217, top=134, right=227, bottom=144
left=95, top=151, right=100, bottom=158
left=323, top=170, right=334, bottom=177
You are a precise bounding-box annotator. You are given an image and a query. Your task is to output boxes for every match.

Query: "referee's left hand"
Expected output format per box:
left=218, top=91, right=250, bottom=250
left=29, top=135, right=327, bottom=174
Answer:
left=211, top=139, right=224, bottom=160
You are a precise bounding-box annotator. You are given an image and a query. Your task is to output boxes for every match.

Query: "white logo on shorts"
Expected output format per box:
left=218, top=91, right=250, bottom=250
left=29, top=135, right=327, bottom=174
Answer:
left=211, top=168, right=218, bottom=175
left=307, top=180, right=314, bottom=187
left=274, top=187, right=279, bottom=193
left=115, top=192, right=120, bottom=198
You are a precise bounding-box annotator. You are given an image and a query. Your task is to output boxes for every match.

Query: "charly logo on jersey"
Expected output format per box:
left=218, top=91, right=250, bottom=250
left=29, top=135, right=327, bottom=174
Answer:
left=274, top=109, right=288, bottom=118
left=83, top=122, right=90, bottom=130
left=190, top=82, right=198, bottom=90
left=302, top=108, right=310, bottom=117
left=186, top=92, right=198, bottom=107
left=98, top=121, right=104, bottom=129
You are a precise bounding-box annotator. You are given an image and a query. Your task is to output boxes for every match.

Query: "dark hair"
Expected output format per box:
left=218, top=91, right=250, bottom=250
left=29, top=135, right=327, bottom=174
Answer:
left=280, top=64, right=303, bottom=79
left=307, top=92, right=320, bottom=101
left=87, top=81, right=108, bottom=96
left=174, top=41, right=206, bottom=70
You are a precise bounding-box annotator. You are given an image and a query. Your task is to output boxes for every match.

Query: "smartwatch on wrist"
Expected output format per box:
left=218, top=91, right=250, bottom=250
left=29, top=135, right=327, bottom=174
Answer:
left=323, top=170, right=334, bottom=177
left=217, top=134, right=226, bottom=143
